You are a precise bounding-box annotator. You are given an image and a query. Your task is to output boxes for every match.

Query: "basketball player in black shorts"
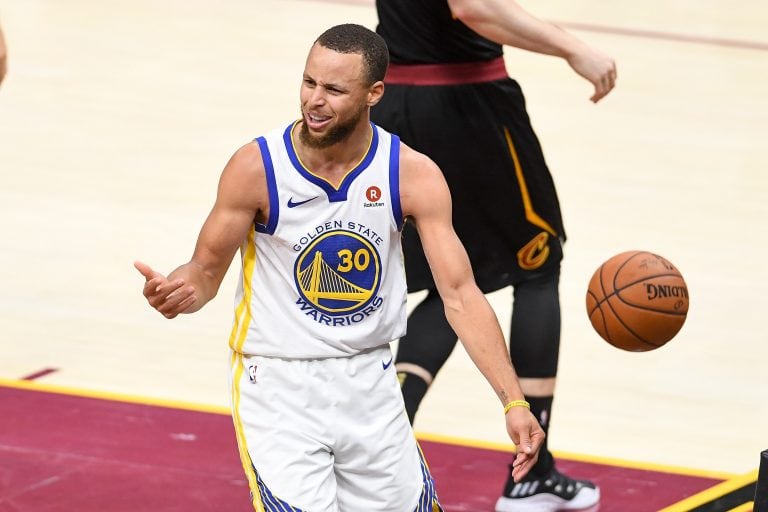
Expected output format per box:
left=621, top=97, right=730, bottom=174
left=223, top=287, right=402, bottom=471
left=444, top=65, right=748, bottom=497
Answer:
left=370, top=1, right=616, bottom=510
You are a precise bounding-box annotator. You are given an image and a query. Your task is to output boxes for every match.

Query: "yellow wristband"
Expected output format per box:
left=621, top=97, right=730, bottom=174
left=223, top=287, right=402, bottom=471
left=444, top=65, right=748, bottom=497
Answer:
left=503, top=400, right=530, bottom=414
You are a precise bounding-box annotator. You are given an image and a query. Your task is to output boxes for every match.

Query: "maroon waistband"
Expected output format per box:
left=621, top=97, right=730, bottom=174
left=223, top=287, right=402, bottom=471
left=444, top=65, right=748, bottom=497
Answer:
left=384, top=57, right=508, bottom=86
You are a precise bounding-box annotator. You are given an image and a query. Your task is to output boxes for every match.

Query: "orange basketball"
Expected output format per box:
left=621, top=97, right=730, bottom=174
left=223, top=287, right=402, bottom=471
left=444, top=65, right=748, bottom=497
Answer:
left=586, top=251, right=689, bottom=351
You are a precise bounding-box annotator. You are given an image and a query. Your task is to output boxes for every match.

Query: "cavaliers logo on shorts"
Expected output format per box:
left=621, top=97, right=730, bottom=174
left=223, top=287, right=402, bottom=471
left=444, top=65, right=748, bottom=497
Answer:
left=517, top=231, right=550, bottom=270
left=294, top=230, right=381, bottom=315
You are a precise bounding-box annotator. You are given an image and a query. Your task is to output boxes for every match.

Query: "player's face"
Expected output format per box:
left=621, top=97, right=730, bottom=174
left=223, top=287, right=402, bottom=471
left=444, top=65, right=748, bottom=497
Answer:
left=299, top=44, right=376, bottom=148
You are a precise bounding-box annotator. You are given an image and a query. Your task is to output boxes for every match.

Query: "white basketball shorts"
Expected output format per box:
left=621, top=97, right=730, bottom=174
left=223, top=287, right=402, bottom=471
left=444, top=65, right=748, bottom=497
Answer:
left=228, top=344, right=442, bottom=512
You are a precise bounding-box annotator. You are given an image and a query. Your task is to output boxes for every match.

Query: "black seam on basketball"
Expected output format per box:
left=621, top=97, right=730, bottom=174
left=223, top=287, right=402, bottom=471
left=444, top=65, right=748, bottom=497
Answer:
left=614, top=272, right=684, bottom=290
left=612, top=252, right=653, bottom=293
left=613, top=252, right=643, bottom=292
left=598, top=263, right=607, bottom=297
left=605, top=305, right=658, bottom=348
left=591, top=300, right=608, bottom=342
left=599, top=276, right=660, bottom=350
left=595, top=293, right=687, bottom=315
left=586, top=289, right=601, bottom=316
left=601, top=296, right=660, bottom=349
left=612, top=252, right=683, bottom=298
left=613, top=296, right=687, bottom=316
left=610, top=272, right=687, bottom=315
left=596, top=263, right=613, bottom=343
left=595, top=272, right=686, bottom=308
left=597, top=263, right=608, bottom=312
left=593, top=286, right=683, bottom=347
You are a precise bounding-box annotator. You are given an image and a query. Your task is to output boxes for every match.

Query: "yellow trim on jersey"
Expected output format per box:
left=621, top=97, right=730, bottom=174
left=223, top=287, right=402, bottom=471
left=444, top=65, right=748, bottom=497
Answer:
left=289, top=120, right=373, bottom=190
left=503, top=126, right=557, bottom=237
left=230, top=352, right=266, bottom=512
left=228, top=228, right=257, bottom=353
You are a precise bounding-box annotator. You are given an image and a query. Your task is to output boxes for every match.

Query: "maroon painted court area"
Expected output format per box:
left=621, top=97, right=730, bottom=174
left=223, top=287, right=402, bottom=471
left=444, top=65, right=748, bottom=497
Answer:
left=0, top=384, right=723, bottom=512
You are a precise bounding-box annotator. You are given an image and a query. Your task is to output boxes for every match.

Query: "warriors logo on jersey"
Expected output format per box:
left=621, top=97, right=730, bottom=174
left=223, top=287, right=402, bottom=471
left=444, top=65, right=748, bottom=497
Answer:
left=294, top=229, right=381, bottom=315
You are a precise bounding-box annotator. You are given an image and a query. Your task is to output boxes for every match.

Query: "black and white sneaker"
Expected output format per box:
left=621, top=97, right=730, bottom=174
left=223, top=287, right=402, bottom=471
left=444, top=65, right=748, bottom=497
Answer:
left=495, top=466, right=600, bottom=512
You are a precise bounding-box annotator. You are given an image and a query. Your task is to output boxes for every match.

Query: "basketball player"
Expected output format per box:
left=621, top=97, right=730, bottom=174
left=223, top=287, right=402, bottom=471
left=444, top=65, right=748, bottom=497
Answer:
left=135, top=24, right=544, bottom=512
left=370, top=1, right=616, bottom=511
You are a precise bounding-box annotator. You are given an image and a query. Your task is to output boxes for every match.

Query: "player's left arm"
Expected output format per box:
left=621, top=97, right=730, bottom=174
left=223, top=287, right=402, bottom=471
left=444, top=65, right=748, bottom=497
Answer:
left=399, top=144, right=544, bottom=480
left=448, top=0, right=617, bottom=103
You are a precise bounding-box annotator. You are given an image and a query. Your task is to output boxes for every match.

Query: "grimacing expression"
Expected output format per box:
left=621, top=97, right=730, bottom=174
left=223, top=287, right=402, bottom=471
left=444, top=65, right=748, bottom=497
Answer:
left=299, top=44, right=372, bottom=149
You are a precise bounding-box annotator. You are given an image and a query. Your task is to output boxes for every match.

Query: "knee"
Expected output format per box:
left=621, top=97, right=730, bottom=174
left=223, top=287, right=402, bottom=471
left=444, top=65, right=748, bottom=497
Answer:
left=395, top=363, right=434, bottom=386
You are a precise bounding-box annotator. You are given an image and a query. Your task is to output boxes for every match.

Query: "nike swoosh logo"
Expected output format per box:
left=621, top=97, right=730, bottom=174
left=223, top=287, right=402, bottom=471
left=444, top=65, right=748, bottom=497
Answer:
left=382, top=357, right=393, bottom=370
left=286, top=196, right=319, bottom=208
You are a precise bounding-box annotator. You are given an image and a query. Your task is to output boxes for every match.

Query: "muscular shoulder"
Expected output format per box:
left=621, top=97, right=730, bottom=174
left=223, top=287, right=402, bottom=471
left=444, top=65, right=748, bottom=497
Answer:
left=227, top=141, right=266, bottom=177
left=217, top=140, right=270, bottom=218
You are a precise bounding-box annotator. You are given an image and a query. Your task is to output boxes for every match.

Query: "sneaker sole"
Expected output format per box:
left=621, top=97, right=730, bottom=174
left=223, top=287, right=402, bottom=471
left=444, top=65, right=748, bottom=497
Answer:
left=494, top=486, right=600, bottom=512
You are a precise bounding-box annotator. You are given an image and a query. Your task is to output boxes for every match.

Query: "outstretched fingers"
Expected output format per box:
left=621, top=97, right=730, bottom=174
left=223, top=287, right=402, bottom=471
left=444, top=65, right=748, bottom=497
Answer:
left=134, top=260, right=197, bottom=318
left=156, top=284, right=197, bottom=318
left=512, top=425, right=545, bottom=480
left=506, top=409, right=546, bottom=482
left=147, top=278, right=196, bottom=318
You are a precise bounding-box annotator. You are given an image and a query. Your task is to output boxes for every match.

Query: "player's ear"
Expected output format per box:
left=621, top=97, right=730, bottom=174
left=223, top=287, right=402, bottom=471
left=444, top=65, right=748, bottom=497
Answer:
left=367, top=81, right=385, bottom=106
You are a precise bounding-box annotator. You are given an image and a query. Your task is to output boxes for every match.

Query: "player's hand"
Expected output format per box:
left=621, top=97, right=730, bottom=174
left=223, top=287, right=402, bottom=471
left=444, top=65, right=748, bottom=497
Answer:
left=134, top=261, right=197, bottom=319
left=567, top=45, right=617, bottom=103
left=505, top=407, right=545, bottom=482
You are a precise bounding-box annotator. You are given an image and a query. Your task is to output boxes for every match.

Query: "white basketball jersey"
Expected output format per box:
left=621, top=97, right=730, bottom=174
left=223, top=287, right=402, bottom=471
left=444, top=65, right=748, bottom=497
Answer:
left=228, top=121, right=408, bottom=358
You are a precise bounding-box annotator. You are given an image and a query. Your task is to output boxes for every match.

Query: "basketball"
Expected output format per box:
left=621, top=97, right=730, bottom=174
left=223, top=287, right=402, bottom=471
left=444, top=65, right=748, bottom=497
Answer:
left=586, top=251, right=689, bottom=351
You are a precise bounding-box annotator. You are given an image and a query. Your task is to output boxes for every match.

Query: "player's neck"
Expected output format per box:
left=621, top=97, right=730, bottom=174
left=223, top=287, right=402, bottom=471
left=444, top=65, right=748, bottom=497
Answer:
left=293, top=120, right=373, bottom=187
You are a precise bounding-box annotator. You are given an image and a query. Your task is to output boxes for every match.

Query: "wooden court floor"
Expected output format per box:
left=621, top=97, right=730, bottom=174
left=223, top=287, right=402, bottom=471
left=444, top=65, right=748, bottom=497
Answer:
left=1, top=0, right=767, bottom=509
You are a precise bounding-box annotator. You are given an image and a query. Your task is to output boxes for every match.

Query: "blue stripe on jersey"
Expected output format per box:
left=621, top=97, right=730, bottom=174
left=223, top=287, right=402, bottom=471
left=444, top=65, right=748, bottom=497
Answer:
left=255, top=136, right=279, bottom=234
left=388, top=133, right=403, bottom=231
left=282, top=122, right=380, bottom=203
left=414, top=449, right=442, bottom=512
left=253, top=464, right=304, bottom=512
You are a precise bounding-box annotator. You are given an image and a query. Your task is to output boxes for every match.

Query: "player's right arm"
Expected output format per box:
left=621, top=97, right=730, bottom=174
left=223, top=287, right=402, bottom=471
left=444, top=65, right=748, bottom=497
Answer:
left=135, top=142, right=269, bottom=318
left=447, top=0, right=617, bottom=102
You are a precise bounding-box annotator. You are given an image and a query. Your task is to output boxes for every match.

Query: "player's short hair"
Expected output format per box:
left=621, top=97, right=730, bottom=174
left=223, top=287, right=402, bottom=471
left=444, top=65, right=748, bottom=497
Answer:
left=315, top=24, right=389, bottom=86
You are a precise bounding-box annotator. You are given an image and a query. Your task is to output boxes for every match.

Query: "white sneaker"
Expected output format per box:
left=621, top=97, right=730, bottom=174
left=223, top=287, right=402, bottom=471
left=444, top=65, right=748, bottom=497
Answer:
left=495, top=467, right=600, bottom=512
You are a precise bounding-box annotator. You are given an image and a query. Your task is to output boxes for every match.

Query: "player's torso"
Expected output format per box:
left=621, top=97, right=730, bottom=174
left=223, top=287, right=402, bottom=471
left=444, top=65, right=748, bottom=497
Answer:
left=229, top=122, right=407, bottom=359
left=375, top=0, right=502, bottom=63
